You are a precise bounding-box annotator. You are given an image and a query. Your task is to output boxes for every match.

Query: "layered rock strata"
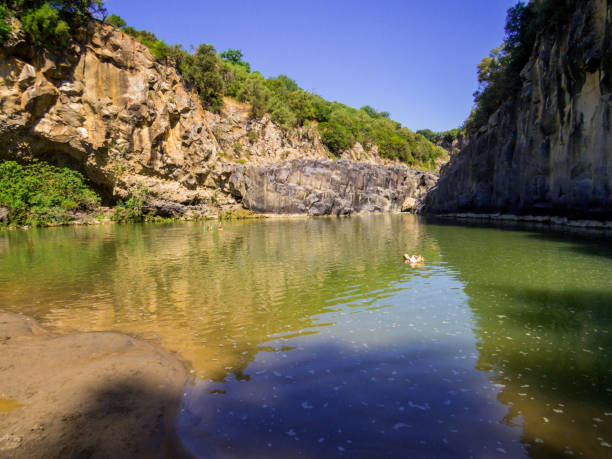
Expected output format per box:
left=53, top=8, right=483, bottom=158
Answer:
left=229, top=159, right=437, bottom=216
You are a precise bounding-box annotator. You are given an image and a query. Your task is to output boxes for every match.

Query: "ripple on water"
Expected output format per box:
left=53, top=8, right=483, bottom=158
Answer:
left=1, top=215, right=611, bottom=457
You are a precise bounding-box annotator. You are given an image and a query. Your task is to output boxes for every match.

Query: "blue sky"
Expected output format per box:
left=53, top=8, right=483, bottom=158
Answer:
left=104, top=0, right=517, bottom=132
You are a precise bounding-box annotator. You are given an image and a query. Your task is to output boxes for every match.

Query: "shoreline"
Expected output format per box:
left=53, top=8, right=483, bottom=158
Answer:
left=0, top=313, right=191, bottom=458
left=433, top=212, right=612, bottom=231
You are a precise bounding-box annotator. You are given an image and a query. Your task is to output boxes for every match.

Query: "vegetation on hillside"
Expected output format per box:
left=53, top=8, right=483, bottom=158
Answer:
left=0, top=160, right=100, bottom=226
left=465, top=0, right=578, bottom=135
left=0, top=1, right=106, bottom=46
left=1, top=2, right=447, bottom=168
left=103, top=14, right=446, bottom=168
left=416, top=128, right=464, bottom=146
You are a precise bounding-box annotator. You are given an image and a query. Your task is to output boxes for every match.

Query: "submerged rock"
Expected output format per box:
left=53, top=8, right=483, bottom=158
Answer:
left=0, top=313, right=188, bottom=458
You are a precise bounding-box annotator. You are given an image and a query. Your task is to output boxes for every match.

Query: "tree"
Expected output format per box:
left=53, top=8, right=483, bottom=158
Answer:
left=361, top=105, right=390, bottom=119
left=180, top=44, right=224, bottom=112
left=220, top=48, right=250, bottom=72
left=4, top=0, right=108, bottom=46
left=105, top=13, right=125, bottom=29
left=21, top=3, right=71, bottom=46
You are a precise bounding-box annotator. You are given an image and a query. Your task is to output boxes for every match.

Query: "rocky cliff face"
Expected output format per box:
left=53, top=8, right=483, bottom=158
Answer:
left=424, top=0, right=612, bottom=219
left=436, top=134, right=468, bottom=156
left=0, top=20, right=433, bottom=218
left=229, top=159, right=437, bottom=216
left=0, top=20, right=229, bottom=216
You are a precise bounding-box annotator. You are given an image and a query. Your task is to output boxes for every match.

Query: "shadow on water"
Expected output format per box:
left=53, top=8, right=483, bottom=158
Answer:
left=424, top=216, right=612, bottom=261
left=426, top=220, right=612, bottom=457
left=525, top=231, right=612, bottom=260
left=476, top=286, right=612, bottom=458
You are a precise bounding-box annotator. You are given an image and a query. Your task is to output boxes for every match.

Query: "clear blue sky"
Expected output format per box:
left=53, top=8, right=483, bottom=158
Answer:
left=105, top=0, right=517, bottom=132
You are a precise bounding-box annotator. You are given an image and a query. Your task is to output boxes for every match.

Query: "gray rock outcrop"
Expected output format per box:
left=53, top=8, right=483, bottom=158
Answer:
left=229, top=159, right=437, bottom=215
left=424, top=0, right=612, bottom=219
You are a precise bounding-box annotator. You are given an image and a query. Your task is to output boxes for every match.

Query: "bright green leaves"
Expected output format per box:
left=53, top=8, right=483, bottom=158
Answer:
left=0, top=160, right=100, bottom=226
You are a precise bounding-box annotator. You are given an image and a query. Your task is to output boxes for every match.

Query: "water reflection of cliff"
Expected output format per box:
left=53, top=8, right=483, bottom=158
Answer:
left=0, top=215, right=439, bottom=381
left=428, top=221, right=612, bottom=457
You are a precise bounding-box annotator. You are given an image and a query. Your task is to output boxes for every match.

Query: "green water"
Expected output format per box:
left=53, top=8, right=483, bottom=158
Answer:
left=0, top=215, right=611, bottom=458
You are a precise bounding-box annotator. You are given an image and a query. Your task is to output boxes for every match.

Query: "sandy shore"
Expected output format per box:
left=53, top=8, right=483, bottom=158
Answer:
left=0, top=313, right=190, bottom=458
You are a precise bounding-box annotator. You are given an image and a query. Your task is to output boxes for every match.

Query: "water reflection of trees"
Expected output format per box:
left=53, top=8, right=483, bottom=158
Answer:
left=0, top=215, right=439, bottom=382
left=429, top=222, right=612, bottom=457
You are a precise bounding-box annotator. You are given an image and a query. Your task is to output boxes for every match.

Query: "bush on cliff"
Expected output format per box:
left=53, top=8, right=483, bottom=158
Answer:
left=0, top=5, right=11, bottom=43
left=99, top=15, right=447, bottom=168
left=1, top=1, right=106, bottom=46
left=466, top=0, right=578, bottom=135
left=0, top=160, right=100, bottom=226
left=112, top=186, right=148, bottom=222
left=179, top=44, right=225, bottom=112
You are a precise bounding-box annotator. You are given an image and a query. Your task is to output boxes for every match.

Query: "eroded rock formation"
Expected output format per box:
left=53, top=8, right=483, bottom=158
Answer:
left=229, top=159, right=437, bottom=215
left=424, top=0, right=612, bottom=219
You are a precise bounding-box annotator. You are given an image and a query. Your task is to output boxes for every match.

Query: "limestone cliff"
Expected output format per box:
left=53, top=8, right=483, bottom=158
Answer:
left=0, top=20, right=434, bottom=218
left=424, top=0, right=612, bottom=219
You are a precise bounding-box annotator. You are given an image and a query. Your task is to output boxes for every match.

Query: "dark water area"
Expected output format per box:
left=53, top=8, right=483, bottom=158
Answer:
left=0, top=215, right=610, bottom=457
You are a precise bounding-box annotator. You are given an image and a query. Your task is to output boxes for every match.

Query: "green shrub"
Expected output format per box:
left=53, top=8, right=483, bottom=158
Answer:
left=179, top=44, right=224, bottom=112
left=4, top=1, right=106, bottom=47
left=220, top=48, right=250, bottom=72
left=104, top=13, right=125, bottom=29
left=21, top=3, right=70, bottom=46
left=0, top=5, right=12, bottom=44
left=247, top=130, right=258, bottom=143
left=0, top=159, right=100, bottom=226
left=112, top=186, right=148, bottom=222
left=124, top=26, right=172, bottom=60
left=319, top=122, right=354, bottom=154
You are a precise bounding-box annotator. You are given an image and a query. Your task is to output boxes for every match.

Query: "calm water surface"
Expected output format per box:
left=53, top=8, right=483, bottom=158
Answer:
left=0, top=215, right=611, bottom=458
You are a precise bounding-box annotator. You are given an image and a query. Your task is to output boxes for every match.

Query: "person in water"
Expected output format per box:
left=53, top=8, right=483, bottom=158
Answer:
left=403, top=254, right=424, bottom=265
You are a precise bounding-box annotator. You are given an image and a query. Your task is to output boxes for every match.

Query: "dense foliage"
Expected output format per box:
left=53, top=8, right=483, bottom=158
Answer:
left=112, top=186, right=147, bottom=222
left=466, top=0, right=577, bottom=134
left=416, top=128, right=464, bottom=146
left=0, top=160, right=100, bottom=226
left=0, top=5, right=12, bottom=42
left=0, top=1, right=106, bottom=46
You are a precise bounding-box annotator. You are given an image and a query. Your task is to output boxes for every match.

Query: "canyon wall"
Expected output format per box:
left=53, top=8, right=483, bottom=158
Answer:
left=424, top=0, right=612, bottom=219
left=229, top=159, right=437, bottom=215
left=0, top=20, right=434, bottom=217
